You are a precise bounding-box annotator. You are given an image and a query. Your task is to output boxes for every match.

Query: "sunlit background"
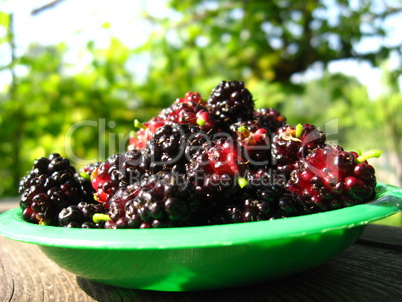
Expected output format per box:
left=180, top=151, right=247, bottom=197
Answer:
left=0, top=0, right=401, bottom=224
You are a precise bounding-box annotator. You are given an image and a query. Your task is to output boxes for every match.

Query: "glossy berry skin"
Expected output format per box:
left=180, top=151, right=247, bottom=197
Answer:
left=91, top=150, right=143, bottom=205
left=158, top=96, right=216, bottom=132
left=128, top=117, right=166, bottom=151
left=58, top=202, right=106, bottom=228
left=222, top=193, right=301, bottom=224
left=207, top=80, right=254, bottom=127
left=159, top=101, right=202, bottom=124
left=59, top=205, right=85, bottom=228
left=128, top=93, right=214, bottom=151
left=271, top=124, right=326, bottom=178
left=19, top=153, right=85, bottom=225
left=188, top=136, right=245, bottom=177
left=210, top=168, right=302, bottom=224
left=105, top=172, right=202, bottom=229
left=179, top=91, right=203, bottom=104
left=254, top=108, right=286, bottom=134
left=186, top=136, right=247, bottom=217
left=76, top=162, right=101, bottom=203
left=140, top=123, right=210, bottom=174
left=230, top=120, right=272, bottom=169
left=287, top=144, right=377, bottom=213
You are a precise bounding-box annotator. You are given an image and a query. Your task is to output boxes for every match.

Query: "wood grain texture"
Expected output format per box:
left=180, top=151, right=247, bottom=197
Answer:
left=358, top=224, right=402, bottom=249
left=1, top=224, right=401, bottom=302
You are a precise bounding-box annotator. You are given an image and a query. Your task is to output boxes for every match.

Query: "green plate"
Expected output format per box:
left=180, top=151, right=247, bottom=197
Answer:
left=0, top=182, right=401, bottom=291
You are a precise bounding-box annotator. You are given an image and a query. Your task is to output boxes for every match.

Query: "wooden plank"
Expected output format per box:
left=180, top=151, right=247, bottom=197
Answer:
left=1, top=225, right=401, bottom=301
left=358, top=224, right=402, bottom=249
left=0, top=238, right=96, bottom=302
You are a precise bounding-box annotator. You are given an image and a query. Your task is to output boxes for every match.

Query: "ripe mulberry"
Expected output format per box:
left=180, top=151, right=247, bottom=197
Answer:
left=230, top=120, right=272, bottom=169
left=254, top=108, right=286, bottom=134
left=287, top=144, right=378, bottom=213
left=19, top=153, right=87, bottom=225
left=59, top=202, right=106, bottom=228
left=271, top=124, right=326, bottom=178
left=91, top=150, right=143, bottom=204
left=105, top=171, right=202, bottom=228
left=207, top=80, right=254, bottom=127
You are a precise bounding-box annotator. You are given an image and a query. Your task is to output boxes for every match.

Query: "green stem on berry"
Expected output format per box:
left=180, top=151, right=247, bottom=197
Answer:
left=295, top=123, right=303, bottom=138
left=196, top=117, right=206, bottom=126
left=93, top=213, right=111, bottom=224
left=356, top=150, right=382, bottom=163
left=133, top=119, right=146, bottom=131
left=237, top=125, right=247, bottom=133
left=79, top=170, right=90, bottom=180
left=238, top=177, right=248, bottom=189
left=129, top=130, right=136, bottom=138
left=39, top=218, right=51, bottom=226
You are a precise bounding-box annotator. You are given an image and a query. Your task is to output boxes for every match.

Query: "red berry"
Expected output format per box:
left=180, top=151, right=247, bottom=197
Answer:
left=271, top=124, right=326, bottom=177
left=287, top=144, right=377, bottom=212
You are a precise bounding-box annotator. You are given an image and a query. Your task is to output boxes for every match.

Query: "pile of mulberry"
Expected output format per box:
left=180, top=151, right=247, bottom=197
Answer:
left=18, top=80, right=381, bottom=228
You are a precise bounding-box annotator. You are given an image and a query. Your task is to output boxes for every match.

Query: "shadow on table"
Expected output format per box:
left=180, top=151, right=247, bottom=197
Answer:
left=75, top=263, right=345, bottom=302
left=75, top=228, right=402, bottom=301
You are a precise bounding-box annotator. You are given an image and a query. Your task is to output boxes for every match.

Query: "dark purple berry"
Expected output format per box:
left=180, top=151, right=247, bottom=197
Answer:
left=207, top=80, right=254, bottom=127
left=18, top=154, right=90, bottom=225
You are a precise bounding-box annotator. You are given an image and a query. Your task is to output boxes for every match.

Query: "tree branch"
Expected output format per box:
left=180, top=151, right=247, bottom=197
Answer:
left=31, top=0, right=66, bottom=16
left=8, top=13, right=17, bottom=86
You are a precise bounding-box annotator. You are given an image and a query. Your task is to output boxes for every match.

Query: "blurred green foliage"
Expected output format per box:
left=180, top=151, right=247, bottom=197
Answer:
left=0, top=39, right=151, bottom=196
left=0, top=0, right=401, bottom=226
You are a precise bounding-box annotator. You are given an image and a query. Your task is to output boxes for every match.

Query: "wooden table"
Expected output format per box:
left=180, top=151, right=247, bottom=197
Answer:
left=1, top=203, right=402, bottom=302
